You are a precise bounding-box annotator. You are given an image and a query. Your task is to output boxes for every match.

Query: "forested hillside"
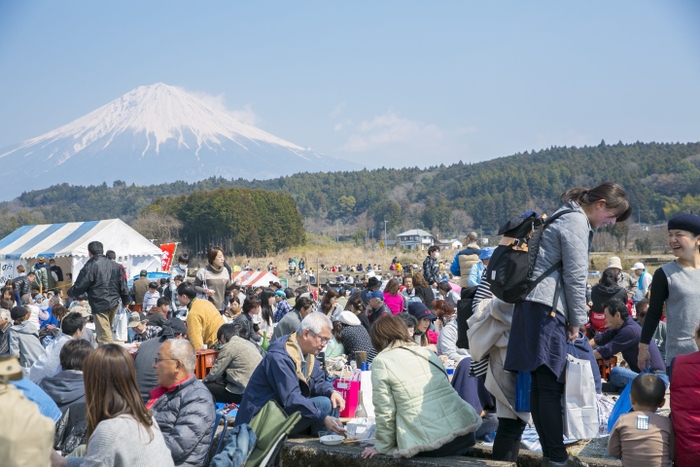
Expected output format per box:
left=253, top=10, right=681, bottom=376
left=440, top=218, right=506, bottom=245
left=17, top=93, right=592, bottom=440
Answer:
left=2, top=141, right=699, bottom=243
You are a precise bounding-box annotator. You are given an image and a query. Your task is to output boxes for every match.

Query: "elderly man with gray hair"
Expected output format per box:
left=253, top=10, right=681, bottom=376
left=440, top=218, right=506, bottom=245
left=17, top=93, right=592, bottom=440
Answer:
left=235, top=312, right=346, bottom=436
left=148, top=338, right=216, bottom=467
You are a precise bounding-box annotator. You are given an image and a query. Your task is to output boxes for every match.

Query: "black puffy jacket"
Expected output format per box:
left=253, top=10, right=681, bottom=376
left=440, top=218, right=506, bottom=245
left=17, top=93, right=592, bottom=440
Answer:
left=12, top=275, right=32, bottom=298
left=67, top=255, right=129, bottom=313
left=150, top=376, right=216, bottom=467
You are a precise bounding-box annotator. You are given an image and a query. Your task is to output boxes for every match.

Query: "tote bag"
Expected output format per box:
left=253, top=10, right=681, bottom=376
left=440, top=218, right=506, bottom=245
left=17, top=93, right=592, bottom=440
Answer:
left=563, top=346, right=599, bottom=440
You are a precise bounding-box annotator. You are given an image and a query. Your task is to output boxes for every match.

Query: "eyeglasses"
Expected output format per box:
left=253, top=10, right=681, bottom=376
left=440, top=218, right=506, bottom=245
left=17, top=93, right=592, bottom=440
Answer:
left=310, top=332, right=331, bottom=345
left=154, top=358, right=179, bottom=365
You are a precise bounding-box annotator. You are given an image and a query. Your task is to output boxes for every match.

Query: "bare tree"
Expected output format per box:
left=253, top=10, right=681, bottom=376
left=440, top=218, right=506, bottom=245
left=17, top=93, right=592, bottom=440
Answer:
left=131, top=211, right=183, bottom=243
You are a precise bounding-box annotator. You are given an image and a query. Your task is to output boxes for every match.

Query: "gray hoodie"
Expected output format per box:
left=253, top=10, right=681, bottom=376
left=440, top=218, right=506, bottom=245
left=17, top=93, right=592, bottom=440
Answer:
left=39, top=369, right=86, bottom=413
left=7, top=321, right=45, bottom=368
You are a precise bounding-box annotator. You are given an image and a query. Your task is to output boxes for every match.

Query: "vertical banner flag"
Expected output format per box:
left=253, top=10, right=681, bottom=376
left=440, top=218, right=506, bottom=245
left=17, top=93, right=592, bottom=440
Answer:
left=160, top=243, right=177, bottom=272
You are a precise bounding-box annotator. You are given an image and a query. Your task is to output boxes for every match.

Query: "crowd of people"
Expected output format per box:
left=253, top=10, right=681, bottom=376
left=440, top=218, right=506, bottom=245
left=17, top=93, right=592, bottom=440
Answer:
left=2, top=182, right=700, bottom=467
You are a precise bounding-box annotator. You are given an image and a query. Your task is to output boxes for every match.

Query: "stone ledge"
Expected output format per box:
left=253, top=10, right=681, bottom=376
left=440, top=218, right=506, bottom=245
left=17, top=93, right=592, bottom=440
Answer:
left=280, top=438, right=622, bottom=467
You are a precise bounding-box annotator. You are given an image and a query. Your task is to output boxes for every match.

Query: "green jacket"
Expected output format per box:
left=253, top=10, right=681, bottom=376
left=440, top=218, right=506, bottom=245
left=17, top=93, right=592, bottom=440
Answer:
left=371, top=343, right=482, bottom=458
left=203, top=336, right=262, bottom=394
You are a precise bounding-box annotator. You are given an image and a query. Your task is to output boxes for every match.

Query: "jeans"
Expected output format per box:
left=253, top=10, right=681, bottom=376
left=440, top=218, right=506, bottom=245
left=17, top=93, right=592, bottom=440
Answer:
left=609, top=366, right=669, bottom=391
left=290, top=396, right=338, bottom=436
left=530, top=365, right=567, bottom=463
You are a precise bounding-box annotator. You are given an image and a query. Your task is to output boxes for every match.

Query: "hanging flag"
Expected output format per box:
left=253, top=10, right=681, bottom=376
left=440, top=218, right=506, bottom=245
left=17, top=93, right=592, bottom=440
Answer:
left=159, top=243, right=177, bottom=272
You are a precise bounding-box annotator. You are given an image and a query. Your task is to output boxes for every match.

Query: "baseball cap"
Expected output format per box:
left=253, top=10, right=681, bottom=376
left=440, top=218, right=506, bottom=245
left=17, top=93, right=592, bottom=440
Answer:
left=369, top=290, right=384, bottom=301
left=407, top=301, right=437, bottom=321
left=631, top=262, right=645, bottom=271
left=127, top=312, right=143, bottom=328
left=479, top=247, right=494, bottom=260
left=140, top=269, right=148, bottom=276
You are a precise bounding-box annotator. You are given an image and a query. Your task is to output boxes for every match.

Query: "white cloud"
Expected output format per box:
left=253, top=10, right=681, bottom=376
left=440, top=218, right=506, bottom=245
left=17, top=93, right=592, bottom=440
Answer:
left=340, top=111, right=445, bottom=152
left=329, top=102, right=345, bottom=119
left=190, top=90, right=260, bottom=126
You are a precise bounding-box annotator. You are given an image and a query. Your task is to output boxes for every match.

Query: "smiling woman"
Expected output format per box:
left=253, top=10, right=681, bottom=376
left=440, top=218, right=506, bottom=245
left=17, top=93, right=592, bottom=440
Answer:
left=639, top=213, right=700, bottom=374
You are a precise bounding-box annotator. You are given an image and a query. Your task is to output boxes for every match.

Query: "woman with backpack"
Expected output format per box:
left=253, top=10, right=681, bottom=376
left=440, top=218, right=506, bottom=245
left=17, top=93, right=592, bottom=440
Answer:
left=503, top=182, right=631, bottom=467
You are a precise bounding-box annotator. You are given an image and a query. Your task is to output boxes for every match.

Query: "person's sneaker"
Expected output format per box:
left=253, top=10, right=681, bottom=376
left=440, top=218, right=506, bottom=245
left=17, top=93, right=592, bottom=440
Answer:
left=549, top=455, right=589, bottom=467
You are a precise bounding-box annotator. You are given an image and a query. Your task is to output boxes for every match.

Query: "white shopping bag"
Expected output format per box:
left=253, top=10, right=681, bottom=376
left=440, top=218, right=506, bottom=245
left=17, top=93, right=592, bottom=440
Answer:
left=563, top=352, right=599, bottom=440
left=360, top=370, right=375, bottom=418
left=112, top=305, right=128, bottom=342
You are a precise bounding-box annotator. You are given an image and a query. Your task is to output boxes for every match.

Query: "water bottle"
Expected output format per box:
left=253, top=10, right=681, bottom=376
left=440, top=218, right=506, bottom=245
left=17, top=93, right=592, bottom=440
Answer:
left=445, top=359, right=455, bottom=379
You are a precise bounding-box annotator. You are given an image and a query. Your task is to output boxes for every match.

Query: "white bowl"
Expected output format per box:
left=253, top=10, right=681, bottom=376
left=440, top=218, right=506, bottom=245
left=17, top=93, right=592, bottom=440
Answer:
left=319, top=435, right=344, bottom=446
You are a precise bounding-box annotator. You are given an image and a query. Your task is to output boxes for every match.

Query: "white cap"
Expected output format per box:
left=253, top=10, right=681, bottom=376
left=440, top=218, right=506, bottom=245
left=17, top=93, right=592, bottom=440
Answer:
left=631, top=262, right=645, bottom=270
left=335, top=311, right=361, bottom=326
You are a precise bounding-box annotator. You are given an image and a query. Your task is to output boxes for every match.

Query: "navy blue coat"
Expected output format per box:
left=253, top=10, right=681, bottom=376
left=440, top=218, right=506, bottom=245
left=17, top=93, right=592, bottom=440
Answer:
left=234, top=333, right=334, bottom=427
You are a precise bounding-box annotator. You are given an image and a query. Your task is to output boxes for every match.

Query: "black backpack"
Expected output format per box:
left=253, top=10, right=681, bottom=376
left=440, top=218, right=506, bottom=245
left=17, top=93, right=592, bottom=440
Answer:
left=486, top=209, right=574, bottom=304
left=456, top=285, right=478, bottom=349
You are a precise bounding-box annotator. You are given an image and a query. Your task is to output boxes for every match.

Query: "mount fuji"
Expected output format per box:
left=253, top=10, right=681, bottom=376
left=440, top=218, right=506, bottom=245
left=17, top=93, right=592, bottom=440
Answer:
left=0, top=83, right=359, bottom=201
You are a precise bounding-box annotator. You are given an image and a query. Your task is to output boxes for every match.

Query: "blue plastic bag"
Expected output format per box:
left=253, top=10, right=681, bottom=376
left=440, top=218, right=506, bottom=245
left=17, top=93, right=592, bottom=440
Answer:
left=607, top=380, right=633, bottom=432
left=515, top=371, right=531, bottom=412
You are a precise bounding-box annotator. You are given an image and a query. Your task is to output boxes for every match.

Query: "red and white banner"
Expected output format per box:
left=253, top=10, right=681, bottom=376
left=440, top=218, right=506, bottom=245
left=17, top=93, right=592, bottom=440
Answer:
left=159, top=243, right=177, bottom=272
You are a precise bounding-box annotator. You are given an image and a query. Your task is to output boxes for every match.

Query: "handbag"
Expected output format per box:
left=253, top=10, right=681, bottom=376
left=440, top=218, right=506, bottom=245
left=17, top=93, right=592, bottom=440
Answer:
left=334, top=365, right=361, bottom=418
left=563, top=343, right=599, bottom=440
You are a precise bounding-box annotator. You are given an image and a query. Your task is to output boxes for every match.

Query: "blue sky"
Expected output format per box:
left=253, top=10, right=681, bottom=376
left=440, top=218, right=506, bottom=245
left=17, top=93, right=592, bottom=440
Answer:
left=0, top=1, right=699, bottom=169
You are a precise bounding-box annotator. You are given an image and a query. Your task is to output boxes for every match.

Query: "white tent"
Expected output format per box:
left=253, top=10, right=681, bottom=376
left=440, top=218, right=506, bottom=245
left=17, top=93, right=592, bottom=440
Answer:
left=0, top=219, right=163, bottom=285
left=232, top=270, right=280, bottom=288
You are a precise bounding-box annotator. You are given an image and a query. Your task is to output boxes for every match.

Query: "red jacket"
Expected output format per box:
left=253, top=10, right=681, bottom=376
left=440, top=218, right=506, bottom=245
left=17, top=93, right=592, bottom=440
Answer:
left=670, top=350, right=700, bottom=467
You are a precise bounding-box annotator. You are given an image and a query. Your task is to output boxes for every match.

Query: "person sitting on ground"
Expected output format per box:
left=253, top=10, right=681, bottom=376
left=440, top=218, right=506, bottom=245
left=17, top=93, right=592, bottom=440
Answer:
left=411, top=272, right=435, bottom=306
left=134, top=318, right=189, bottom=403
left=407, top=302, right=439, bottom=353
left=367, top=290, right=391, bottom=324
left=0, top=356, right=55, bottom=467
left=39, top=339, right=93, bottom=412
left=29, top=312, right=84, bottom=385
left=320, top=288, right=344, bottom=321
left=669, top=323, right=700, bottom=467
left=608, top=374, right=673, bottom=467
left=436, top=281, right=460, bottom=308
left=8, top=306, right=44, bottom=369
left=50, top=344, right=174, bottom=467
left=128, top=312, right=162, bottom=343
left=177, top=282, right=224, bottom=350
left=235, top=313, right=346, bottom=436
left=383, top=278, right=405, bottom=315
left=143, top=282, right=160, bottom=313
left=360, top=276, right=382, bottom=308
left=147, top=296, right=170, bottom=327
left=590, top=299, right=665, bottom=392
left=271, top=296, right=313, bottom=342
left=589, top=268, right=628, bottom=334
left=203, top=322, right=262, bottom=404
left=361, top=315, right=482, bottom=459
left=273, top=289, right=293, bottom=322
left=20, top=293, right=41, bottom=331
left=335, top=311, right=377, bottom=363
left=437, top=308, right=470, bottom=364
left=148, top=339, right=215, bottom=467
left=68, top=293, right=91, bottom=316
left=234, top=296, right=263, bottom=346
left=345, top=293, right=371, bottom=333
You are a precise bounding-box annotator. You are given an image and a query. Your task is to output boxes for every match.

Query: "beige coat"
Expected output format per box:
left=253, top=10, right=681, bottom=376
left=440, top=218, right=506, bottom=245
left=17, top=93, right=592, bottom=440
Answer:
left=371, top=342, right=482, bottom=458
left=203, top=336, right=262, bottom=394
left=0, top=383, right=55, bottom=467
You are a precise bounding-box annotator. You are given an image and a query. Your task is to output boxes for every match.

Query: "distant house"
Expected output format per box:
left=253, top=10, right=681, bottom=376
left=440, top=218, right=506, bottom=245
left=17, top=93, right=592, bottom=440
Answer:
left=397, top=229, right=436, bottom=250
left=436, top=238, right=463, bottom=250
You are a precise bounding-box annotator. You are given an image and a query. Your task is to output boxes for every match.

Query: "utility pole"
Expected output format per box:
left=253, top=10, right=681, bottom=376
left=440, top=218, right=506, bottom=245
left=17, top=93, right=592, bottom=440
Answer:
left=384, top=218, right=388, bottom=254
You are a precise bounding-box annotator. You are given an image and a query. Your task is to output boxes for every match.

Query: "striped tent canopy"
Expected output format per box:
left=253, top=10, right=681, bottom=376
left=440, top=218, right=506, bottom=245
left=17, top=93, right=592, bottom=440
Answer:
left=232, top=270, right=280, bottom=287
left=0, top=219, right=162, bottom=260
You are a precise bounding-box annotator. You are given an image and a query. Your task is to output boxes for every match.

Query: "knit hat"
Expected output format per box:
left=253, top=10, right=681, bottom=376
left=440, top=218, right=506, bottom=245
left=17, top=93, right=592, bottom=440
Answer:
left=10, top=306, right=29, bottom=321
left=668, top=213, right=700, bottom=236
left=274, top=290, right=286, bottom=298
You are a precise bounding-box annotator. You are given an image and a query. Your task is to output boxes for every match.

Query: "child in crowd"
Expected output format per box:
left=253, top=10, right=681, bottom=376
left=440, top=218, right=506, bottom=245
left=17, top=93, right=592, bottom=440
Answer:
left=608, top=374, right=673, bottom=467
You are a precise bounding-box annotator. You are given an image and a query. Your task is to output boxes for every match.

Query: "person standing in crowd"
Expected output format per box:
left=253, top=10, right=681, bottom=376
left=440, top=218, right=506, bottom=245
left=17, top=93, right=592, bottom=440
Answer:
left=142, top=282, right=160, bottom=313
left=504, top=182, right=632, bottom=467
left=67, top=241, right=130, bottom=344
left=176, top=283, right=224, bottom=350
left=639, top=213, right=700, bottom=375
left=49, top=258, right=64, bottom=283
left=132, top=270, right=151, bottom=310
left=422, top=246, right=441, bottom=289
left=203, top=322, right=262, bottom=404
left=33, top=257, right=49, bottom=295
left=50, top=344, right=174, bottom=467
left=149, top=339, right=215, bottom=467
left=450, top=232, right=482, bottom=288
left=235, top=313, right=345, bottom=436
left=630, top=262, right=652, bottom=304
left=194, top=246, right=236, bottom=313
left=361, top=315, right=481, bottom=459
left=12, top=266, right=32, bottom=305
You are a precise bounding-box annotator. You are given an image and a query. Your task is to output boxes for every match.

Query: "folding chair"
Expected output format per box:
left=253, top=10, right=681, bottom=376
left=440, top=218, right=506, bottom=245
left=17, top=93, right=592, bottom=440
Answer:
left=244, top=400, right=302, bottom=467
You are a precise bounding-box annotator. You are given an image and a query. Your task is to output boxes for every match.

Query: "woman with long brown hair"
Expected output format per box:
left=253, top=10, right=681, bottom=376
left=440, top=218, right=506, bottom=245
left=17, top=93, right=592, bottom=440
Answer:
left=410, top=272, right=435, bottom=306
left=320, top=288, right=343, bottom=320
left=50, top=344, right=173, bottom=467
